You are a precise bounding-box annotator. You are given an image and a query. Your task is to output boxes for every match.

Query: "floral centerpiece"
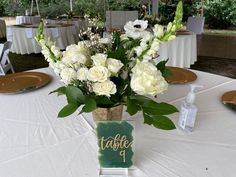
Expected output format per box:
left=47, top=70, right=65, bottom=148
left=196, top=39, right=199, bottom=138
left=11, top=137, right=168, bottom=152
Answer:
left=36, top=1, right=183, bottom=130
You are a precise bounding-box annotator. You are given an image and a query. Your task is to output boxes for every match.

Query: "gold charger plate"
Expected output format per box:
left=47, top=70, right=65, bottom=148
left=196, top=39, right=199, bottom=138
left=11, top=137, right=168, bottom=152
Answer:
left=166, top=67, right=197, bottom=84
left=0, top=72, right=51, bottom=94
left=222, top=91, right=236, bottom=105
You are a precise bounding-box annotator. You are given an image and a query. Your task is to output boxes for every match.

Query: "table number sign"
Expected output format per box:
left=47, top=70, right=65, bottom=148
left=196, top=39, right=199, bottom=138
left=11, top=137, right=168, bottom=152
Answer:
left=96, top=121, right=134, bottom=168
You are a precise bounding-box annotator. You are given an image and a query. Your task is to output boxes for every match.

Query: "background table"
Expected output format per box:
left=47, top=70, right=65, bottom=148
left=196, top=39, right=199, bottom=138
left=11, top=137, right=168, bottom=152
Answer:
left=0, top=19, right=6, bottom=38
left=7, top=24, right=78, bottom=54
left=46, top=18, right=88, bottom=33
left=16, top=16, right=41, bottom=25
left=159, top=34, right=197, bottom=68
left=102, top=32, right=197, bottom=69
left=0, top=67, right=235, bottom=177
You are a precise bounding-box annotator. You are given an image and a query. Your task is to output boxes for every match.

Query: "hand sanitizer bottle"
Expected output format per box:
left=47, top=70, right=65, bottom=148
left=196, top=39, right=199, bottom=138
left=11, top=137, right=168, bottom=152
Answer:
left=178, top=84, right=203, bottom=132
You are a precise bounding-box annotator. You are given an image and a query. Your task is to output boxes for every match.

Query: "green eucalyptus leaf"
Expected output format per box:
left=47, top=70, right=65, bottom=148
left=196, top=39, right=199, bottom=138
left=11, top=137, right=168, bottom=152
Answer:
left=129, top=95, right=151, bottom=105
left=126, top=97, right=141, bottom=115
left=143, top=101, right=178, bottom=115
left=58, top=103, right=79, bottom=118
left=66, top=86, right=85, bottom=104
left=152, top=115, right=176, bottom=130
left=95, top=96, right=115, bottom=107
left=156, top=60, right=173, bottom=79
left=143, top=113, right=153, bottom=125
left=81, top=97, right=97, bottom=113
left=49, top=86, right=66, bottom=96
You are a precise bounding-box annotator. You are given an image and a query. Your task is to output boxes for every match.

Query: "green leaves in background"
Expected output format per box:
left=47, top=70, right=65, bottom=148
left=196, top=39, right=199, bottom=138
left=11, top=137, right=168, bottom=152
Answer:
left=127, top=95, right=178, bottom=130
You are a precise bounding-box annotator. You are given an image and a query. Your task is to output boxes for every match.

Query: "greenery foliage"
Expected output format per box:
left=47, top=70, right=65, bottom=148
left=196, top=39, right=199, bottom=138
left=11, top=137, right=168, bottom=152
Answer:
left=158, top=0, right=200, bottom=25
left=204, top=0, right=236, bottom=29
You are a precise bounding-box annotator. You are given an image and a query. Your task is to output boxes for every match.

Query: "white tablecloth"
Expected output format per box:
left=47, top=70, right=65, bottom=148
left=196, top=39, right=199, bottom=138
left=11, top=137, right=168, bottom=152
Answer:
left=0, top=19, right=6, bottom=38
left=159, top=34, right=197, bottom=68
left=6, top=25, right=78, bottom=54
left=16, top=16, right=41, bottom=25
left=0, top=67, right=235, bottom=177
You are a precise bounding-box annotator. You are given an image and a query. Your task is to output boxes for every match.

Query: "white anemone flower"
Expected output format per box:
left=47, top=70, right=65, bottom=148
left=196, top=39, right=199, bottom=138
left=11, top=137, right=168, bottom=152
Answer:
left=124, top=20, right=149, bottom=39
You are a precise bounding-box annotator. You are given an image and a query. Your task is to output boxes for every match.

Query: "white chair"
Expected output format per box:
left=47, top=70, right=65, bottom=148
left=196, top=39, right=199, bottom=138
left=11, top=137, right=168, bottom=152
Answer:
left=0, top=41, right=14, bottom=76
left=186, top=16, right=205, bottom=34
left=106, top=11, right=138, bottom=31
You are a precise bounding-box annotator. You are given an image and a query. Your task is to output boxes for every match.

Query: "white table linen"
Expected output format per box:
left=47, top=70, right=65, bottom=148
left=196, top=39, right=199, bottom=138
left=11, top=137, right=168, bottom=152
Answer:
left=46, top=18, right=88, bottom=32
left=6, top=25, right=78, bottom=54
left=16, top=16, right=41, bottom=25
left=0, top=19, right=6, bottom=38
left=0, top=67, right=235, bottom=177
left=159, top=34, right=197, bottom=68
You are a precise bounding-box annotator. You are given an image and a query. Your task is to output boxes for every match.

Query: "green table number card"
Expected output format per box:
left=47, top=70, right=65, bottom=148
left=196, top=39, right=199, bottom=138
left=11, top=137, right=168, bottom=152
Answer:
left=96, top=121, right=134, bottom=168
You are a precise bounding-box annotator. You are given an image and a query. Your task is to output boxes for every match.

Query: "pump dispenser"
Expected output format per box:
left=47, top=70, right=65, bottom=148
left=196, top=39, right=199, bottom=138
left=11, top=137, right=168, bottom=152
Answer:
left=178, top=84, right=203, bottom=132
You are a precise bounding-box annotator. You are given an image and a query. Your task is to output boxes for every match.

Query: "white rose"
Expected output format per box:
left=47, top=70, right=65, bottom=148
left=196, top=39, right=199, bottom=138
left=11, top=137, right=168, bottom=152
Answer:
left=77, top=67, right=88, bottom=81
left=153, top=24, right=164, bottom=38
left=91, top=53, right=107, bottom=66
left=88, top=66, right=110, bottom=82
left=131, top=71, right=168, bottom=96
left=62, top=44, right=90, bottom=66
left=106, top=58, right=124, bottom=75
left=60, top=68, right=77, bottom=85
left=51, top=45, right=62, bottom=58
left=92, top=80, right=117, bottom=97
left=131, top=61, right=157, bottom=76
left=130, top=61, right=168, bottom=96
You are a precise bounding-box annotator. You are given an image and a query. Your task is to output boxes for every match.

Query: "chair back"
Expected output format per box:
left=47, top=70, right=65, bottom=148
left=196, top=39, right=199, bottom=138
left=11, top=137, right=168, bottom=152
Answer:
left=0, top=41, right=14, bottom=76
left=186, top=16, right=205, bottom=34
left=0, top=19, right=6, bottom=38
left=106, top=11, right=138, bottom=32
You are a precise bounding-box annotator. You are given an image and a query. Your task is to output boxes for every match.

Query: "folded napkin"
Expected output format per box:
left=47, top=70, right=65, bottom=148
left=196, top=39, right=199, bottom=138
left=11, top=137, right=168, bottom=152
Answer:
left=25, top=28, right=34, bottom=38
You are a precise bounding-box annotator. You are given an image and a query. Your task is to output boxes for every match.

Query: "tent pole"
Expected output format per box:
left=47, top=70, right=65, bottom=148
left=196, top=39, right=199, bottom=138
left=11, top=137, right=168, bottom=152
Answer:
left=30, top=0, right=34, bottom=15
left=35, top=0, right=40, bottom=16
left=201, top=0, right=204, bottom=16
left=70, top=0, right=73, bottom=12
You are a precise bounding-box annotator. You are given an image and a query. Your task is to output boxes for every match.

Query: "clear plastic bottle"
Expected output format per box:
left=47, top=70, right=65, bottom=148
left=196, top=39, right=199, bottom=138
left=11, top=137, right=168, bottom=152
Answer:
left=178, top=84, right=203, bottom=132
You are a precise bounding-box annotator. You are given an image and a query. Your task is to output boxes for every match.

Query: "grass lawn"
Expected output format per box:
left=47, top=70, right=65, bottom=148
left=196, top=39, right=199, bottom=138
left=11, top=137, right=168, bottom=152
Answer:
left=204, top=29, right=236, bottom=36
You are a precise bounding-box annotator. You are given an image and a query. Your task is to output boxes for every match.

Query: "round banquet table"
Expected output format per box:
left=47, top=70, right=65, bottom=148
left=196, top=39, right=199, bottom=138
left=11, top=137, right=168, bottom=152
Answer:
left=0, top=19, right=6, bottom=38
left=16, top=16, right=41, bottom=25
left=158, top=34, right=197, bottom=68
left=46, top=18, right=88, bottom=32
left=0, top=67, right=235, bottom=177
left=6, top=24, right=78, bottom=54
